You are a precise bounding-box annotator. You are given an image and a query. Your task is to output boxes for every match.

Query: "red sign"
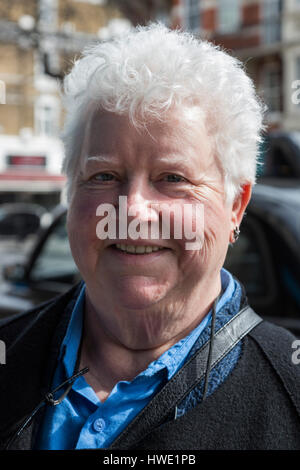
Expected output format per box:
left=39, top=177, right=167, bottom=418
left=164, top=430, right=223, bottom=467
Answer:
left=8, top=155, right=46, bottom=166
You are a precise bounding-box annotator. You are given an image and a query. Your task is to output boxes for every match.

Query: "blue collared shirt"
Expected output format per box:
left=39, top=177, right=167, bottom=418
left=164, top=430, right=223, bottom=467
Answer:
left=36, top=268, right=235, bottom=450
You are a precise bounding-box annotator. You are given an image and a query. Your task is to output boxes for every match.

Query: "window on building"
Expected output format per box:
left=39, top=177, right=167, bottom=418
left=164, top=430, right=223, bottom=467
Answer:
left=184, top=0, right=200, bottom=32
left=35, top=95, right=60, bottom=137
left=261, top=65, right=281, bottom=113
left=263, top=0, right=282, bottom=43
left=218, top=0, right=240, bottom=34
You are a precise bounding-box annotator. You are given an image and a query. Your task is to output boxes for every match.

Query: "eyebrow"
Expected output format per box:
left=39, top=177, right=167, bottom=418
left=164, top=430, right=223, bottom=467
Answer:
left=85, top=154, right=189, bottom=164
left=86, top=155, right=118, bottom=164
left=154, top=155, right=197, bottom=174
left=84, top=154, right=194, bottom=174
left=155, top=155, right=189, bottom=166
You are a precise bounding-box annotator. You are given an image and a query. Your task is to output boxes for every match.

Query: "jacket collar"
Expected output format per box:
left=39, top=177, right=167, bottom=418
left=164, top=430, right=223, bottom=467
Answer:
left=0, top=281, right=84, bottom=440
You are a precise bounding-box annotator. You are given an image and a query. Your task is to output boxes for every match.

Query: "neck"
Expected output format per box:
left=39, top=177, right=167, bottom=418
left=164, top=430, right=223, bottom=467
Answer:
left=79, top=276, right=222, bottom=401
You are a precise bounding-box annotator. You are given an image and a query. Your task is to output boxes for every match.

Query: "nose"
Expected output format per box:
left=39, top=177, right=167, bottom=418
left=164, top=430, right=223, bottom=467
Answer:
left=122, top=177, right=158, bottom=224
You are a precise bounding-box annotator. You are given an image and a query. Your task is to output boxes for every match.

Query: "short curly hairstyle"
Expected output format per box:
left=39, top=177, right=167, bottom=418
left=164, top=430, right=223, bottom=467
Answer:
left=61, top=22, right=265, bottom=203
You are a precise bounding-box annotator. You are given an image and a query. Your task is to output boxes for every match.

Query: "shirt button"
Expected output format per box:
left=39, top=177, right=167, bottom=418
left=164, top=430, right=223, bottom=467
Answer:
left=92, top=418, right=106, bottom=433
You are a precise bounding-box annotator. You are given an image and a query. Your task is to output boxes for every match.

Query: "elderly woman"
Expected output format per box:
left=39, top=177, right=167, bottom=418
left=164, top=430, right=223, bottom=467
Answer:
left=1, top=24, right=300, bottom=451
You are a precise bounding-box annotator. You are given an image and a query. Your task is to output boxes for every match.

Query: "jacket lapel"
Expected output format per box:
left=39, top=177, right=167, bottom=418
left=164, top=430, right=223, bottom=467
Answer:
left=0, top=282, right=83, bottom=449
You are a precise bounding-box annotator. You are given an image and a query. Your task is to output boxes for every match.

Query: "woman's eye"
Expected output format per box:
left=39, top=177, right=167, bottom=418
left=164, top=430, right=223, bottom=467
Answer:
left=92, top=173, right=115, bottom=182
left=163, top=174, right=186, bottom=183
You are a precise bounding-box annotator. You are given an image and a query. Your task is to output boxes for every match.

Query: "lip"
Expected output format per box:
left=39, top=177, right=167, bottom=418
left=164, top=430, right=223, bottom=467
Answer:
left=105, top=244, right=172, bottom=265
left=106, top=239, right=171, bottom=249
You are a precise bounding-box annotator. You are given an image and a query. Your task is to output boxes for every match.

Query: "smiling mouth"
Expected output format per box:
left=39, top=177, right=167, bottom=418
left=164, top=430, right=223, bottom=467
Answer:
left=111, top=244, right=169, bottom=255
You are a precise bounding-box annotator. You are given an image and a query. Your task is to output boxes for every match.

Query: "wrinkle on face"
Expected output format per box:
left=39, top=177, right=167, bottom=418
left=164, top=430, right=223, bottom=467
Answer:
left=67, top=109, right=234, bottom=349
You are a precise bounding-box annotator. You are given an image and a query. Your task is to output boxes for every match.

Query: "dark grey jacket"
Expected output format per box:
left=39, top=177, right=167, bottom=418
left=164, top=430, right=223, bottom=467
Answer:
left=0, top=282, right=300, bottom=450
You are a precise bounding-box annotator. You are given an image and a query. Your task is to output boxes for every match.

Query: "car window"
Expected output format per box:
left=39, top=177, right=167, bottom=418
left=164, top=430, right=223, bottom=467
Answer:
left=258, top=135, right=300, bottom=179
left=265, top=147, right=296, bottom=178
left=0, top=213, right=40, bottom=236
left=267, top=222, right=300, bottom=319
left=30, top=215, right=78, bottom=281
left=224, top=214, right=277, bottom=307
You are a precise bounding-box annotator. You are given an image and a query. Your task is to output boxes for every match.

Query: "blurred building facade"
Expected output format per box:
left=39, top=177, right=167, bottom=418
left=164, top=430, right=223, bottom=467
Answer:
left=0, top=0, right=299, bottom=205
left=0, top=0, right=127, bottom=204
left=4, top=0, right=299, bottom=140
left=170, top=0, right=300, bottom=131
left=0, top=0, right=127, bottom=137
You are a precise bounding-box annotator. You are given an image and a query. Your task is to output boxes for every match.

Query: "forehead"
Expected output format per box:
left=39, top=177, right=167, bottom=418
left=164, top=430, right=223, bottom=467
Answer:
left=81, top=109, right=212, bottom=166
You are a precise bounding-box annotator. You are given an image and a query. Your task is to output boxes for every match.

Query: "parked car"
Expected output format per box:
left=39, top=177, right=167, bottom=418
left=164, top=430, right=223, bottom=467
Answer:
left=224, top=180, right=300, bottom=335
left=258, top=131, right=300, bottom=179
left=0, top=202, right=47, bottom=241
left=0, top=204, right=80, bottom=318
left=0, top=184, right=300, bottom=335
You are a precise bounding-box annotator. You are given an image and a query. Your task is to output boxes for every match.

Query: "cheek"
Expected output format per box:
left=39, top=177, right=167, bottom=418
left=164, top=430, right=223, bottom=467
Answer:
left=177, top=200, right=231, bottom=267
left=161, top=200, right=204, bottom=249
left=67, top=195, right=105, bottom=266
left=165, top=203, right=205, bottom=273
left=202, top=201, right=232, bottom=258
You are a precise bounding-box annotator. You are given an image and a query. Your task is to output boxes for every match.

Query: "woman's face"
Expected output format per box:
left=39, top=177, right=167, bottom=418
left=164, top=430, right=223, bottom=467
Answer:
left=67, top=110, right=249, bottom=348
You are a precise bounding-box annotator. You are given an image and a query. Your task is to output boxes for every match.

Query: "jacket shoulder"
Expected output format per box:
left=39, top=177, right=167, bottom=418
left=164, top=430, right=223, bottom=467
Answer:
left=0, top=282, right=83, bottom=438
left=0, top=282, right=83, bottom=347
left=130, top=323, right=300, bottom=450
left=249, top=320, right=300, bottom=416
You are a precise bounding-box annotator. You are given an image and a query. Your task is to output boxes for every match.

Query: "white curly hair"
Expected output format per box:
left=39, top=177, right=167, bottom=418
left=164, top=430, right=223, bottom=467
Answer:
left=61, top=22, right=265, bottom=203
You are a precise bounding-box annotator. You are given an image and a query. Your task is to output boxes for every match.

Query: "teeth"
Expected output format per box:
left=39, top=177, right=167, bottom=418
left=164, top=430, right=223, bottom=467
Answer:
left=135, top=246, right=147, bottom=254
left=115, top=244, right=164, bottom=254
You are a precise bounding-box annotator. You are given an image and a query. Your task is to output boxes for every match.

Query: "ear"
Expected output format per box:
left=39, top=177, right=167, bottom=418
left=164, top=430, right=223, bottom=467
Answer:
left=229, top=183, right=252, bottom=243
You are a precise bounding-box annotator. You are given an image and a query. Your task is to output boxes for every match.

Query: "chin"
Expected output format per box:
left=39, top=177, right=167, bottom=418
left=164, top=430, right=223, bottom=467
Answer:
left=116, top=290, right=165, bottom=311
left=108, top=276, right=170, bottom=310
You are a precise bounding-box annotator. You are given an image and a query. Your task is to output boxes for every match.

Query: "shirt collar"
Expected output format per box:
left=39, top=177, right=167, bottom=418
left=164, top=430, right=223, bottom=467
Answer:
left=60, top=268, right=235, bottom=380
left=59, top=283, right=85, bottom=377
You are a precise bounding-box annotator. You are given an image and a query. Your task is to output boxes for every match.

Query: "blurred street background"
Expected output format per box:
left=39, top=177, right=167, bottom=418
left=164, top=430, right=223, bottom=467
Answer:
left=0, top=0, right=300, bottom=331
